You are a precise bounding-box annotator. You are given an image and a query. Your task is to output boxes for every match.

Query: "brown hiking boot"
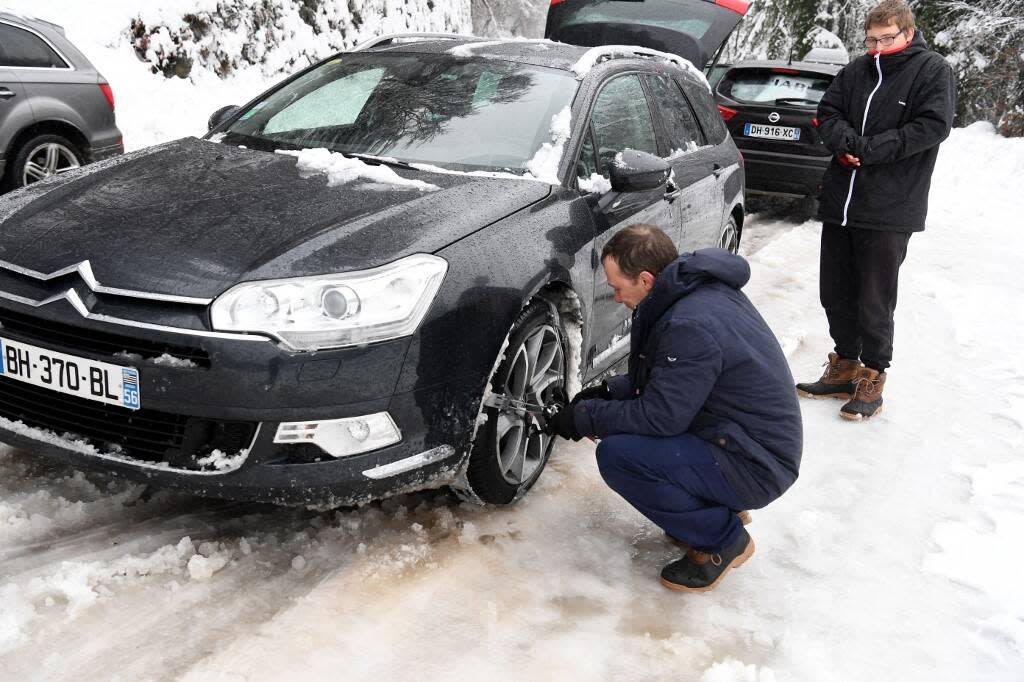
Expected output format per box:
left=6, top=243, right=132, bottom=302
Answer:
left=840, top=368, right=887, bottom=420
left=666, top=511, right=752, bottom=548
left=660, top=528, right=755, bottom=592
left=796, top=352, right=862, bottom=399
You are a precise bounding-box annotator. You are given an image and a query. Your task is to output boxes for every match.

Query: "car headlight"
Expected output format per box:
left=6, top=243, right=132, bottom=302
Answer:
left=210, top=254, right=448, bottom=350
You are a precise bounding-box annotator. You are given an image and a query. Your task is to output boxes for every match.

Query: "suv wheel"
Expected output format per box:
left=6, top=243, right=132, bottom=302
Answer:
left=7, top=134, right=82, bottom=189
left=464, top=301, right=567, bottom=504
left=719, top=215, right=741, bottom=254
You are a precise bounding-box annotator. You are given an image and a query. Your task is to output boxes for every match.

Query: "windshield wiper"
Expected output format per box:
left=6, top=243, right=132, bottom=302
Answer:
left=347, top=152, right=419, bottom=171
left=775, top=97, right=819, bottom=106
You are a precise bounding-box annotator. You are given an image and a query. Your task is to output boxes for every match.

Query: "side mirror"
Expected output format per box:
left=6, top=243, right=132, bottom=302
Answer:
left=208, top=105, right=240, bottom=132
left=608, top=150, right=671, bottom=193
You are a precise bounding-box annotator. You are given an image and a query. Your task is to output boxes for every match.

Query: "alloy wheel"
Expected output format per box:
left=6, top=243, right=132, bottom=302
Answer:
left=719, top=219, right=740, bottom=253
left=490, top=324, right=564, bottom=486
left=21, top=142, right=80, bottom=186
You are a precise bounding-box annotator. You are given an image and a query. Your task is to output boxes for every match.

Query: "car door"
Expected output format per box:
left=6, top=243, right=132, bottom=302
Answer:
left=643, top=73, right=722, bottom=254
left=680, top=75, right=738, bottom=244
left=0, top=30, right=32, bottom=182
left=578, top=73, right=675, bottom=378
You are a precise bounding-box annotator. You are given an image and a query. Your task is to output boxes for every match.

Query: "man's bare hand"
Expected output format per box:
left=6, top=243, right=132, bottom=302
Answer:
left=838, top=153, right=861, bottom=168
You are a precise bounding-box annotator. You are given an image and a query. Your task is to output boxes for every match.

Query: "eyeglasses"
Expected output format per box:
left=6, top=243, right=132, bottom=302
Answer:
left=863, top=31, right=904, bottom=48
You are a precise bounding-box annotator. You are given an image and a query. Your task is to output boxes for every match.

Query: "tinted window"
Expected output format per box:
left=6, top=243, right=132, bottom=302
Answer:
left=646, top=75, right=705, bottom=153
left=678, top=77, right=727, bottom=145
left=0, top=23, right=68, bottom=68
left=225, top=54, right=578, bottom=173
left=590, top=75, right=658, bottom=174
left=719, top=68, right=832, bottom=106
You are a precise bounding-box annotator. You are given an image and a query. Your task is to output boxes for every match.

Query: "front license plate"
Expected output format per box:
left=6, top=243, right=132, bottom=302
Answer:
left=0, top=336, right=141, bottom=410
left=744, top=123, right=801, bottom=141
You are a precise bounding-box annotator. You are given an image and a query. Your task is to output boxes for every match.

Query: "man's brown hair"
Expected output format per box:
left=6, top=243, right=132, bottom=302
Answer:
left=601, top=224, right=679, bottom=279
left=864, top=0, right=916, bottom=32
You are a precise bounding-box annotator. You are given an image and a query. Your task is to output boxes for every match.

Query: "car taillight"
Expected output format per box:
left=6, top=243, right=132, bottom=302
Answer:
left=715, top=0, right=751, bottom=15
left=550, top=0, right=567, bottom=4
left=812, top=117, right=820, bottom=126
left=738, top=151, right=745, bottom=168
left=771, top=67, right=800, bottom=75
left=99, top=83, right=115, bottom=111
left=718, top=104, right=738, bottom=121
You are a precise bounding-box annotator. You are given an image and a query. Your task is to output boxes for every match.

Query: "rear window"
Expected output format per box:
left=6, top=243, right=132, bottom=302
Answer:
left=0, top=23, right=68, bottom=69
left=677, top=78, right=727, bottom=145
left=718, top=68, right=832, bottom=107
left=553, top=0, right=718, bottom=40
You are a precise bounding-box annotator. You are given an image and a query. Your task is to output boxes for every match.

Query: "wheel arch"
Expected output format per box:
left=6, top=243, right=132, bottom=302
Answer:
left=4, top=120, right=91, bottom=164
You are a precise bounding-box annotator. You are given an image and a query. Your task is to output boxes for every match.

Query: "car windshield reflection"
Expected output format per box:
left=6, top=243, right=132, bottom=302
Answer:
left=222, top=53, right=579, bottom=173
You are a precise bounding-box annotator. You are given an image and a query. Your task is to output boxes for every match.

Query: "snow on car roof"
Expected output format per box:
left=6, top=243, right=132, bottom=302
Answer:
left=569, top=44, right=710, bottom=89
left=366, top=36, right=709, bottom=85
left=727, top=59, right=845, bottom=76
left=367, top=36, right=590, bottom=71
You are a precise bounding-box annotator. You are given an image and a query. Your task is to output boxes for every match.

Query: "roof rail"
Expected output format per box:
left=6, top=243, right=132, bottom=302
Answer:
left=351, top=32, right=483, bottom=52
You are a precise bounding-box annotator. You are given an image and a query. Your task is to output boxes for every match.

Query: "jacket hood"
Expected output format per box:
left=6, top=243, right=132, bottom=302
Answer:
left=0, top=137, right=551, bottom=299
left=633, top=249, right=751, bottom=345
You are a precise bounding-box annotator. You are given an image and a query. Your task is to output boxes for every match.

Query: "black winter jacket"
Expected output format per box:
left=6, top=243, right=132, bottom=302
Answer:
left=817, top=31, right=956, bottom=232
left=573, top=250, right=803, bottom=509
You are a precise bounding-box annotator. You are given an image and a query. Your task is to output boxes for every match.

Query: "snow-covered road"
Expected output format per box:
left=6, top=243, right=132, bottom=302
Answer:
left=1, top=125, right=1021, bottom=681
left=1, top=2, right=1023, bottom=676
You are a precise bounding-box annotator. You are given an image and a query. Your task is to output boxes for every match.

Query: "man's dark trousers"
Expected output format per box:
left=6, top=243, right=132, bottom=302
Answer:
left=820, top=222, right=912, bottom=372
left=596, top=432, right=744, bottom=553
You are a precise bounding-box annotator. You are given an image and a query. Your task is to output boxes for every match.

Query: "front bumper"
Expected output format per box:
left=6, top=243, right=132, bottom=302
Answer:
left=0, top=300, right=480, bottom=506
left=741, top=148, right=830, bottom=197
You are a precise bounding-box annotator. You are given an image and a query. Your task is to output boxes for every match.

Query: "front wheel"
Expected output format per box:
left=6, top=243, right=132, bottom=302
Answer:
left=463, top=301, right=567, bottom=504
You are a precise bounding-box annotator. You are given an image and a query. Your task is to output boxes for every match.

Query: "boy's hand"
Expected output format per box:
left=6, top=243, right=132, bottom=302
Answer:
left=838, top=153, right=861, bottom=168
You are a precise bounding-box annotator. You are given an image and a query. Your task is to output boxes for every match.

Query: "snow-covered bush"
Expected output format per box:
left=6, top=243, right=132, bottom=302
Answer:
left=129, top=0, right=472, bottom=78
left=919, top=0, right=1024, bottom=137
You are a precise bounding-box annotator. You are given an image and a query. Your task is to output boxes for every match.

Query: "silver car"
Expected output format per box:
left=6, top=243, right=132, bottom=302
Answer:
left=0, top=11, right=123, bottom=191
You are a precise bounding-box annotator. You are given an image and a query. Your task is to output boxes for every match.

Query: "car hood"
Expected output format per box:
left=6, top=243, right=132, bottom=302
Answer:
left=0, top=137, right=551, bottom=299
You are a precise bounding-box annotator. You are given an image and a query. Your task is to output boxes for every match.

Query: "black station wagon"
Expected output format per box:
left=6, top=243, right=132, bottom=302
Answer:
left=0, top=20, right=746, bottom=506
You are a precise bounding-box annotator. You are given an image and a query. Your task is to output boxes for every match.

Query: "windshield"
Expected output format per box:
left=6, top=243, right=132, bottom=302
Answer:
left=221, top=53, right=579, bottom=173
left=719, top=68, right=832, bottom=106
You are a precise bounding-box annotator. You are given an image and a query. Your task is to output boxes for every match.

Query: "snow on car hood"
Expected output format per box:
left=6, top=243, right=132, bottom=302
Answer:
left=0, top=137, right=550, bottom=299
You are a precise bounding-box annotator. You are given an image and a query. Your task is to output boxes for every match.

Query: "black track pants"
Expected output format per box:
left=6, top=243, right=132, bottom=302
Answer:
left=819, top=223, right=912, bottom=372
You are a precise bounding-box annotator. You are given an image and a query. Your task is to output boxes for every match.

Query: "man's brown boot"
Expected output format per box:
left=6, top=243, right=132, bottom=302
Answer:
left=796, top=352, right=861, bottom=399
left=840, top=368, right=886, bottom=420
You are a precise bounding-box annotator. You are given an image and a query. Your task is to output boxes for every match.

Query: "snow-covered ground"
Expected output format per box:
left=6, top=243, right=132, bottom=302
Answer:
left=1, top=3, right=1023, bottom=680
left=1, top=123, right=1020, bottom=681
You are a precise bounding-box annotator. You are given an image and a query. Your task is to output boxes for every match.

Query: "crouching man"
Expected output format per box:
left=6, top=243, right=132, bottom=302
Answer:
left=547, top=224, right=803, bottom=592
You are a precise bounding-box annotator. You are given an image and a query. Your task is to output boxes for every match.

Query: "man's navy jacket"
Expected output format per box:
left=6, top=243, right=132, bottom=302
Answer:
left=574, top=249, right=803, bottom=509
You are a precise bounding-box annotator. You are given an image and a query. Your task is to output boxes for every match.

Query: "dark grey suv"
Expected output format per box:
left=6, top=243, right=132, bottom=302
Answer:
left=0, top=11, right=123, bottom=191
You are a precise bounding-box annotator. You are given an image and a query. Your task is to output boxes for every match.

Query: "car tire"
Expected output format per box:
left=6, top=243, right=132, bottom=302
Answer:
left=463, top=300, right=567, bottom=505
left=719, top=215, right=741, bottom=254
left=4, top=134, right=83, bottom=190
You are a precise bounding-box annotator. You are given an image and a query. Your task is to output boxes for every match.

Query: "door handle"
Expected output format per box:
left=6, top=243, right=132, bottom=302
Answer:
left=712, top=163, right=726, bottom=178
left=664, top=187, right=682, bottom=201
left=0, top=88, right=16, bottom=100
